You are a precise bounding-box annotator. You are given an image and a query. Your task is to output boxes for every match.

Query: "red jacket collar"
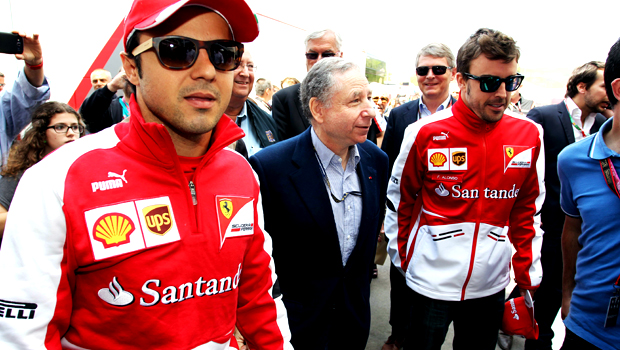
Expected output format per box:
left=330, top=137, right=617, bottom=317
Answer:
left=452, top=96, right=502, bottom=133
left=115, top=95, right=245, bottom=168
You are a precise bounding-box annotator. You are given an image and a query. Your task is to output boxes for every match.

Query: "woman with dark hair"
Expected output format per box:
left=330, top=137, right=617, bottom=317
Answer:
left=0, top=101, right=84, bottom=239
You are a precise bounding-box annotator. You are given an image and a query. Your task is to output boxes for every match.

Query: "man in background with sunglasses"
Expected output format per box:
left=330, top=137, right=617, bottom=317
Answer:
left=368, top=93, right=389, bottom=147
left=380, top=43, right=457, bottom=350
left=272, top=29, right=343, bottom=140
left=500, top=62, right=609, bottom=350
left=0, top=0, right=293, bottom=349
left=250, top=57, right=388, bottom=350
left=385, top=28, right=544, bottom=350
left=556, top=38, right=620, bottom=350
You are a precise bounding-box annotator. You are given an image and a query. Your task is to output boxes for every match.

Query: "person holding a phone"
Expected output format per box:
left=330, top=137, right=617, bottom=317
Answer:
left=0, top=31, right=50, bottom=164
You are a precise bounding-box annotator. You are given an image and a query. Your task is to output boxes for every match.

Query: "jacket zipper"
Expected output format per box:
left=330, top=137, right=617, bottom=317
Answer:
left=460, top=131, right=486, bottom=300
left=189, top=181, right=198, bottom=205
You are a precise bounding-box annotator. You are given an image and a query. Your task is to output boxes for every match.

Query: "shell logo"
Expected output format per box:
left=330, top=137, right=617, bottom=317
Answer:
left=430, top=152, right=447, bottom=167
left=93, top=213, right=135, bottom=248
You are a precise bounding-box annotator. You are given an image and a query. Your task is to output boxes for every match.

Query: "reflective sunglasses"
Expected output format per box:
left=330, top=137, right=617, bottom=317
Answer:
left=373, top=96, right=389, bottom=102
left=305, top=52, right=338, bottom=60
left=416, top=65, right=453, bottom=76
left=132, top=36, right=244, bottom=71
left=463, top=73, right=524, bottom=92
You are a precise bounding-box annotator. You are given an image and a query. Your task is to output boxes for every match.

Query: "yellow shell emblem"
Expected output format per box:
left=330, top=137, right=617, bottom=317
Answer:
left=93, top=213, right=135, bottom=248
left=430, top=152, right=447, bottom=167
left=506, top=147, right=515, bottom=158
left=220, top=200, right=233, bottom=219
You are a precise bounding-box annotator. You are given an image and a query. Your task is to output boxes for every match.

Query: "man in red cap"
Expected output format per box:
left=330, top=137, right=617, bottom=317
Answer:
left=0, top=1, right=293, bottom=349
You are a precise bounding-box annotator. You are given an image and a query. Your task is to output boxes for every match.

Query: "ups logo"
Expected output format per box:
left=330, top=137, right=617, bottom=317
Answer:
left=142, top=205, right=173, bottom=236
left=452, top=151, right=466, bottom=166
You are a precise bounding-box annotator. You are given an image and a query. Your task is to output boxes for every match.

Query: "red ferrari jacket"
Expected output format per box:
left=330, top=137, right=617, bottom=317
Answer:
left=385, top=98, right=545, bottom=301
left=0, top=98, right=292, bottom=349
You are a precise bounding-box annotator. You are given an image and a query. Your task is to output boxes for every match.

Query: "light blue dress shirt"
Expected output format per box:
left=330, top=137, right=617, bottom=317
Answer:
left=418, top=95, right=453, bottom=119
left=0, top=68, right=50, bottom=163
left=236, top=101, right=262, bottom=157
left=311, top=127, right=362, bottom=266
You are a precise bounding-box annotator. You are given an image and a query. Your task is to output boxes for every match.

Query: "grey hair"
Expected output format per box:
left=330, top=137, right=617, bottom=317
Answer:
left=90, top=68, right=112, bottom=80
left=0, top=72, right=4, bottom=77
left=255, top=79, right=272, bottom=96
left=304, top=29, right=343, bottom=51
left=416, top=43, right=456, bottom=68
left=300, top=57, right=358, bottom=122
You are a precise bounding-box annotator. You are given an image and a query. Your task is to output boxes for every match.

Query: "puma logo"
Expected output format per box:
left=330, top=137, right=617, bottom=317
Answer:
left=108, top=170, right=128, bottom=183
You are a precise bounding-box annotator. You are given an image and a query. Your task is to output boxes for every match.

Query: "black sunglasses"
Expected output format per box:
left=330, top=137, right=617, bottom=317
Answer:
left=416, top=66, right=453, bottom=76
left=132, top=36, right=244, bottom=71
left=463, top=73, right=524, bottom=93
left=305, top=52, right=338, bottom=60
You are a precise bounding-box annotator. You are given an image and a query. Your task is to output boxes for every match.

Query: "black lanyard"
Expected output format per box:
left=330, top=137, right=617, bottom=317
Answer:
left=314, top=149, right=362, bottom=203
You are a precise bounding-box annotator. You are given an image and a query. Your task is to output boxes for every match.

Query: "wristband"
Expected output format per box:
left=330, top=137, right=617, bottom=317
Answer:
left=25, top=60, right=43, bottom=70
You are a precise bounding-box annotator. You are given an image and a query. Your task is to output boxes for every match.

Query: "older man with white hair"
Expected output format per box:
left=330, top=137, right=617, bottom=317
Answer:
left=251, top=57, right=388, bottom=350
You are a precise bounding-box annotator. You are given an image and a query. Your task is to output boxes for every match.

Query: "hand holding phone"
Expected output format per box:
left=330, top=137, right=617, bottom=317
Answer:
left=0, top=32, right=23, bottom=54
left=0, top=32, right=42, bottom=67
left=14, top=32, right=42, bottom=67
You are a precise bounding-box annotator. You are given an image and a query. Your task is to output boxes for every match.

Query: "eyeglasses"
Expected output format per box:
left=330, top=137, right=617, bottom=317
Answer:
left=47, top=124, right=84, bottom=134
left=132, top=36, right=244, bottom=71
left=416, top=66, right=453, bottom=76
left=0, top=83, right=5, bottom=87
left=305, top=52, right=338, bottom=60
left=463, top=73, right=524, bottom=93
left=236, top=63, right=257, bottom=72
left=373, top=97, right=389, bottom=102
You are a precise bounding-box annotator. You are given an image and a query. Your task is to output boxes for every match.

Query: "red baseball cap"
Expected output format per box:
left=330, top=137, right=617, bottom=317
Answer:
left=502, top=291, right=539, bottom=339
left=123, top=0, right=259, bottom=50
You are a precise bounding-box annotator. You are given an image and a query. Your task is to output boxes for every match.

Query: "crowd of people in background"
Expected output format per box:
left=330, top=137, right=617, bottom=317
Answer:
left=0, top=0, right=618, bottom=349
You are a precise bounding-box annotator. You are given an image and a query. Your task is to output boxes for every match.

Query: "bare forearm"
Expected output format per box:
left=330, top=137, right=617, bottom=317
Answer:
left=561, top=215, right=582, bottom=318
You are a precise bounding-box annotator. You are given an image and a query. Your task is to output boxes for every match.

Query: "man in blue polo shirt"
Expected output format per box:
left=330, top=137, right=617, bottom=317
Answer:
left=558, top=37, right=620, bottom=350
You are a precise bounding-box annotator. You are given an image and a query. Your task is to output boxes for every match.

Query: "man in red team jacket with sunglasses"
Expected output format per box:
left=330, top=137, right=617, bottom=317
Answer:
left=385, top=28, right=544, bottom=350
left=0, top=1, right=292, bottom=349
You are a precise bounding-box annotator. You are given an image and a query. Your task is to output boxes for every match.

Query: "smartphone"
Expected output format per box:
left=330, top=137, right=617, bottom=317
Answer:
left=0, top=32, right=23, bottom=54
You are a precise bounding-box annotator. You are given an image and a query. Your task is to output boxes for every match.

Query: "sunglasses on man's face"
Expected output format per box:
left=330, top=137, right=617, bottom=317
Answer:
left=305, top=52, right=338, bottom=60
left=373, top=97, right=389, bottom=102
left=463, top=73, right=524, bottom=93
left=416, top=65, right=452, bottom=76
left=131, top=36, right=244, bottom=71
